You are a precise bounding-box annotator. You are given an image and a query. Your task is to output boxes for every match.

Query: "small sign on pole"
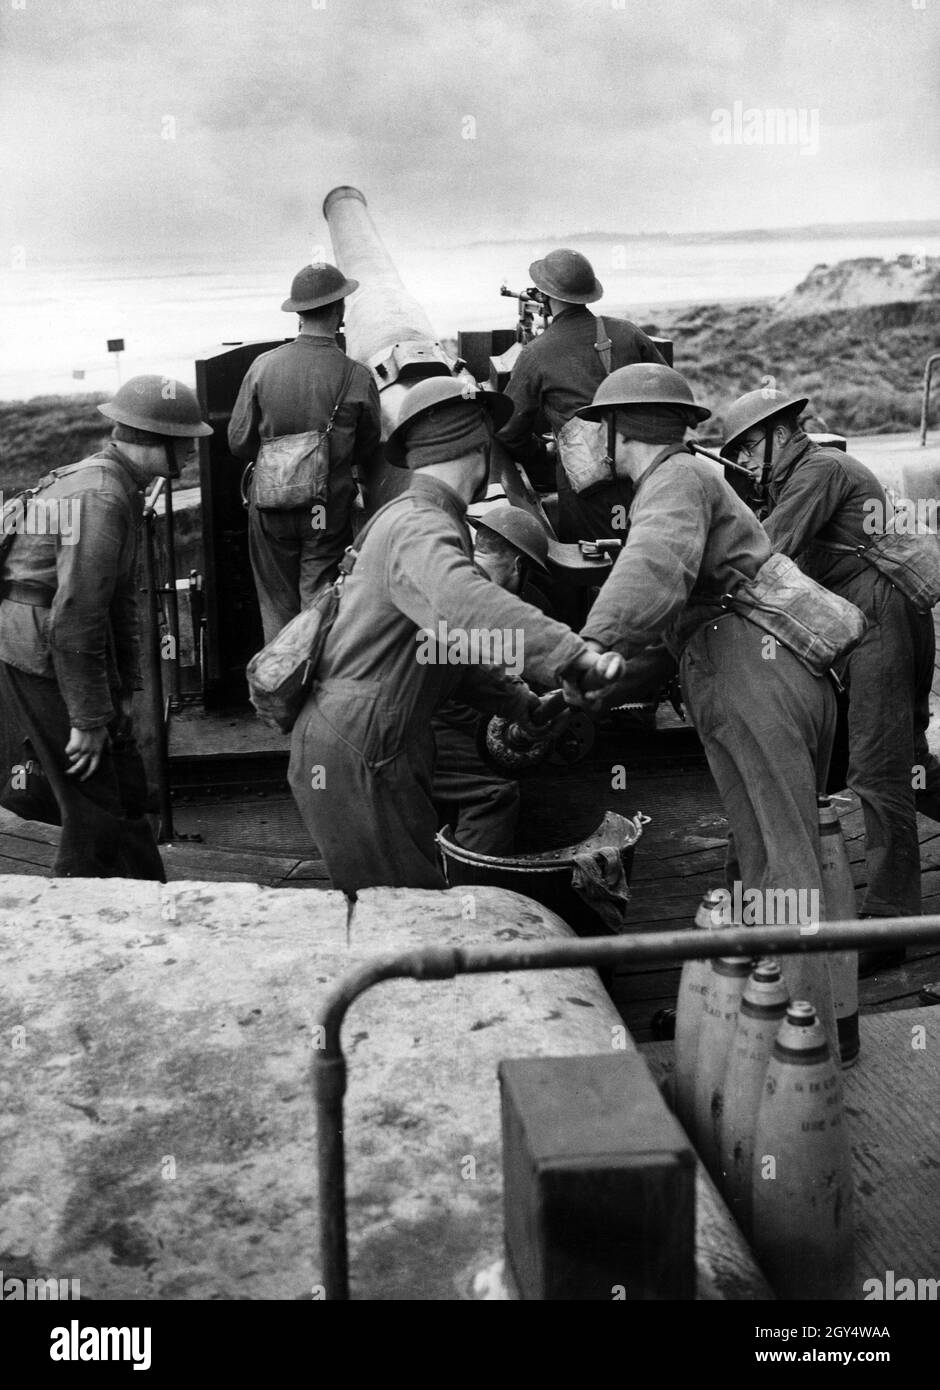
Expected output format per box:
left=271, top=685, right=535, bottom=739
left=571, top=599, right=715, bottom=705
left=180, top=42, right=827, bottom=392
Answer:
left=107, top=338, right=125, bottom=385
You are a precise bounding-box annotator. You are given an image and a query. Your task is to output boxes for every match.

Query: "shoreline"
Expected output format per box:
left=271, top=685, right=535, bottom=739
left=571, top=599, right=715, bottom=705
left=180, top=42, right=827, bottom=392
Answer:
left=0, top=293, right=772, bottom=407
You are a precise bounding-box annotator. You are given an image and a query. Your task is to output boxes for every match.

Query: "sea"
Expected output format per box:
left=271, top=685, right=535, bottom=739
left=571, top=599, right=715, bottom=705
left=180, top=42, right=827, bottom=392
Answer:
left=2, top=231, right=939, bottom=402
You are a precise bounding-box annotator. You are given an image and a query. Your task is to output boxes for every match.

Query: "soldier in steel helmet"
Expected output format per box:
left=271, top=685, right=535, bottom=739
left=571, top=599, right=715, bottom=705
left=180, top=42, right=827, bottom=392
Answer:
left=723, top=388, right=940, bottom=965
left=0, top=374, right=212, bottom=878
left=568, top=365, right=841, bottom=1031
left=228, top=263, right=382, bottom=642
left=496, top=247, right=666, bottom=542
left=432, top=504, right=558, bottom=855
left=287, top=378, right=625, bottom=894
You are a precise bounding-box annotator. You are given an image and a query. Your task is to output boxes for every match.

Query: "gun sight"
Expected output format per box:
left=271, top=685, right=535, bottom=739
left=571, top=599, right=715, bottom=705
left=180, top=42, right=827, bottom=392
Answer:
left=500, top=284, right=544, bottom=303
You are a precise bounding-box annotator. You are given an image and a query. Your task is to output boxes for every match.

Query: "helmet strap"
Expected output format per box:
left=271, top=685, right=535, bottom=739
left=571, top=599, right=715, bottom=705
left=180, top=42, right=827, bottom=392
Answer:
left=752, top=427, right=773, bottom=501
left=760, top=426, right=773, bottom=478
left=605, top=415, right=617, bottom=478
left=165, top=441, right=180, bottom=480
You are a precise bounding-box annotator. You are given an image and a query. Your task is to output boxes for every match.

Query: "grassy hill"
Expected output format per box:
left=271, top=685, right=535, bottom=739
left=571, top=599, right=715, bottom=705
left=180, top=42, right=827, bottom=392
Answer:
left=2, top=295, right=938, bottom=492
left=0, top=394, right=112, bottom=492
left=650, top=298, right=939, bottom=444
left=0, top=394, right=200, bottom=493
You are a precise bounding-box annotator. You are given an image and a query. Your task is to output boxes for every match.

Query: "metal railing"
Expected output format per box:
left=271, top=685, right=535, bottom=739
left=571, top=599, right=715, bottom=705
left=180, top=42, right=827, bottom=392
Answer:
left=140, top=477, right=185, bottom=840
left=313, top=915, right=940, bottom=1299
left=920, top=353, right=940, bottom=447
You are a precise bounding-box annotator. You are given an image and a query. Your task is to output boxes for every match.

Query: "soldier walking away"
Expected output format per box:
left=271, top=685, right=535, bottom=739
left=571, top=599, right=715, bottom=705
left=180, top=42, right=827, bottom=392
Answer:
left=569, top=365, right=842, bottom=1040
left=432, top=504, right=557, bottom=856
left=228, top=263, right=382, bottom=643
left=287, top=378, right=625, bottom=895
left=723, top=388, right=940, bottom=971
left=496, top=248, right=666, bottom=543
left=0, top=375, right=212, bottom=879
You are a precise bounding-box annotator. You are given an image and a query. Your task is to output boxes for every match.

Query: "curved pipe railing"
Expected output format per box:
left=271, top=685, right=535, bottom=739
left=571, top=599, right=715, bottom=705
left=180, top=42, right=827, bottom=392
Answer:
left=313, top=914, right=940, bottom=1299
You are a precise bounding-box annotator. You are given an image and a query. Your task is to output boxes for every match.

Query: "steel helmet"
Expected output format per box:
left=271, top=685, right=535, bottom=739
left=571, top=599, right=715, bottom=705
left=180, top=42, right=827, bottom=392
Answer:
left=471, top=505, right=551, bottom=575
left=577, top=363, right=711, bottom=423
left=281, top=262, right=358, bottom=313
left=529, top=248, right=603, bottom=304
left=98, top=375, right=213, bottom=438
left=385, top=377, right=514, bottom=467
left=721, top=389, right=810, bottom=457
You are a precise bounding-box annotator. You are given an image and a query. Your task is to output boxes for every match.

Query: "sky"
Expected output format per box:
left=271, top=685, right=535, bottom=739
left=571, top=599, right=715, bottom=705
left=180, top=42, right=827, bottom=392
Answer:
left=1, top=0, right=939, bottom=267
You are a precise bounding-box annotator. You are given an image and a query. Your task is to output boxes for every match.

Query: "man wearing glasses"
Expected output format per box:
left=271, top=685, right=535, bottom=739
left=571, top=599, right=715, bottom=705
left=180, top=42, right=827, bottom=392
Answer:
left=723, top=387, right=940, bottom=970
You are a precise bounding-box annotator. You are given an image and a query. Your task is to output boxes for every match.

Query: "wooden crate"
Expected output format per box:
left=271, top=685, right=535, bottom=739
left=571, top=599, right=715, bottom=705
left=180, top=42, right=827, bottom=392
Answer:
left=499, top=1052, right=695, bottom=1300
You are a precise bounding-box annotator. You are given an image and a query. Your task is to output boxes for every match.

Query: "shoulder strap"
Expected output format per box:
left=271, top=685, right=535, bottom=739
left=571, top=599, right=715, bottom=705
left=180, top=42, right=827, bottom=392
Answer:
left=632, top=441, right=692, bottom=500
left=594, top=316, right=613, bottom=375
left=336, top=489, right=415, bottom=578
left=813, top=539, right=869, bottom=555
left=50, top=454, right=140, bottom=508
left=323, top=359, right=359, bottom=436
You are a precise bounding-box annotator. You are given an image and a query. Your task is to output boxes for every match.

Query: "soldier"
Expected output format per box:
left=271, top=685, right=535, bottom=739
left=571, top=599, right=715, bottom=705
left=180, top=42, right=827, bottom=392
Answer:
left=567, top=365, right=842, bottom=1036
left=228, top=263, right=382, bottom=642
left=470, top=504, right=555, bottom=612
left=496, top=247, right=666, bottom=542
left=0, top=375, right=212, bottom=878
left=433, top=505, right=556, bottom=856
left=287, top=378, right=624, bottom=894
left=723, top=388, right=940, bottom=967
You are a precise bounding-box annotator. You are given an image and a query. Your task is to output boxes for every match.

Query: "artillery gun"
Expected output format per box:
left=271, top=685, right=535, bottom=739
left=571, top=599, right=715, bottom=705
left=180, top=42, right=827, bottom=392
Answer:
left=191, top=184, right=630, bottom=710
left=140, top=186, right=693, bottom=827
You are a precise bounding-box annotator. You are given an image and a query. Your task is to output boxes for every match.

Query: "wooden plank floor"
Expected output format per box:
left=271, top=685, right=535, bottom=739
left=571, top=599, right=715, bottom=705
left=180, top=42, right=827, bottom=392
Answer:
left=608, top=786, right=940, bottom=1041
left=641, top=1006, right=940, bottom=1294
left=0, top=800, right=331, bottom=889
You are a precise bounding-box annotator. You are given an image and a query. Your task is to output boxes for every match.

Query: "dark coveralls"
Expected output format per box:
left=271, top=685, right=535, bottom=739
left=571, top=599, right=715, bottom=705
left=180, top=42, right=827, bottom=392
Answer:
left=288, top=475, right=587, bottom=894
left=228, top=334, right=382, bottom=642
left=763, top=430, right=940, bottom=917
left=431, top=700, right=521, bottom=856
left=582, top=444, right=837, bottom=927
left=497, top=305, right=665, bottom=541
left=432, top=579, right=554, bottom=856
left=0, top=446, right=164, bottom=879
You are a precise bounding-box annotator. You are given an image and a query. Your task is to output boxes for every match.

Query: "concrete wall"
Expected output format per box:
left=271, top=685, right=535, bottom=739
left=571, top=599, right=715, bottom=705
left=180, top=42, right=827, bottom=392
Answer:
left=0, top=876, right=767, bottom=1300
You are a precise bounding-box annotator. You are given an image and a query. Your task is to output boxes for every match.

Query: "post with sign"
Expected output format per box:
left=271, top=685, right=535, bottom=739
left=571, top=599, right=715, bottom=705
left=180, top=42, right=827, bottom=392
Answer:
left=107, top=337, right=125, bottom=385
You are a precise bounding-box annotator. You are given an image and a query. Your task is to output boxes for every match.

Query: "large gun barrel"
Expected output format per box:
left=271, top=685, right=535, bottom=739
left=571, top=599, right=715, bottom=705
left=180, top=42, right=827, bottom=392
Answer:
left=322, top=185, right=464, bottom=435
left=322, top=184, right=553, bottom=529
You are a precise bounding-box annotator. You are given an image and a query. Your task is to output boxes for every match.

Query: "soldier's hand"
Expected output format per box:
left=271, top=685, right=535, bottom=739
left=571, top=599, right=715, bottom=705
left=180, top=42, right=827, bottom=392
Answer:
left=559, top=651, right=627, bottom=711
left=65, top=726, right=109, bottom=781
left=513, top=689, right=570, bottom=738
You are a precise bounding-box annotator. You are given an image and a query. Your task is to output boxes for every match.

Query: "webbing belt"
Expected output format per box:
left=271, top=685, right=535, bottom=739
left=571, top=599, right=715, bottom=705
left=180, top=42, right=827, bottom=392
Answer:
left=0, top=581, right=54, bottom=608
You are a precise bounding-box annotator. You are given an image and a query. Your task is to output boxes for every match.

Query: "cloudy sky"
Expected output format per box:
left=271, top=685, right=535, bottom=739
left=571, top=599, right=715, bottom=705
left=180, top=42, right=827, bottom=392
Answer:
left=1, top=0, right=938, bottom=266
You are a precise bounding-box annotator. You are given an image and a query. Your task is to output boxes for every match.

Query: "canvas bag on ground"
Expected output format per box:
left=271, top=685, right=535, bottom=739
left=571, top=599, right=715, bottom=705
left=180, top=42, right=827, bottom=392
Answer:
left=724, top=552, right=867, bottom=676
left=554, top=319, right=614, bottom=495
left=245, top=496, right=407, bottom=732
left=818, top=532, right=940, bottom=614
left=251, top=360, right=356, bottom=510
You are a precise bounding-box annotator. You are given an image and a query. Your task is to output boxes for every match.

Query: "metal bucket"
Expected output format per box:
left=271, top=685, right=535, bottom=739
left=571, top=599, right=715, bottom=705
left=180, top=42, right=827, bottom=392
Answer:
left=436, top=810, right=648, bottom=935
